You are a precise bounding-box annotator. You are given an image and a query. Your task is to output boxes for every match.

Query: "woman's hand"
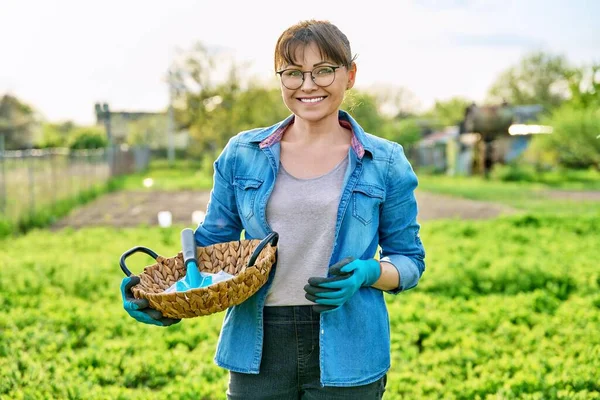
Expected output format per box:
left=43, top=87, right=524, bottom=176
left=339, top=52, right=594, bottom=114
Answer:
left=304, top=257, right=381, bottom=313
left=121, top=275, right=181, bottom=326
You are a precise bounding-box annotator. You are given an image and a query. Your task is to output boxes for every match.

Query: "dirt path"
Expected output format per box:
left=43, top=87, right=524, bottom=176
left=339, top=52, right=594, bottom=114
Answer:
left=51, top=189, right=518, bottom=230
left=542, top=190, right=600, bottom=202
left=415, top=191, right=516, bottom=221
left=51, top=191, right=211, bottom=229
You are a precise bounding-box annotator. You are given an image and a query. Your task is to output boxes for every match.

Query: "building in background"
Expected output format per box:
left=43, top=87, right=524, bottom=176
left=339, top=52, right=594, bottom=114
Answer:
left=415, top=103, right=551, bottom=176
left=94, top=103, right=189, bottom=150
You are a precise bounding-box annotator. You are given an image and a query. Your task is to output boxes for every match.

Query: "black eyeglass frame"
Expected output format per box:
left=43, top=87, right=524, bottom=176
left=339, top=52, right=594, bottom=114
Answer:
left=275, top=65, right=344, bottom=90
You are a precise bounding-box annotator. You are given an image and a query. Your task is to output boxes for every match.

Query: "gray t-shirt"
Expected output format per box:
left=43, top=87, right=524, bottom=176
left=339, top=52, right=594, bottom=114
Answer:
left=265, top=157, right=348, bottom=306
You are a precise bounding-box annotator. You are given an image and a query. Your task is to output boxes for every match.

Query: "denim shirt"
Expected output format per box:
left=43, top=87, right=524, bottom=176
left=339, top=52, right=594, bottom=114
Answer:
left=194, top=110, right=426, bottom=387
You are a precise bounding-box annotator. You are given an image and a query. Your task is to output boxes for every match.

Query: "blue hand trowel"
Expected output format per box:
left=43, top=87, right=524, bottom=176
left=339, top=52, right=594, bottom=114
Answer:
left=167, top=228, right=210, bottom=292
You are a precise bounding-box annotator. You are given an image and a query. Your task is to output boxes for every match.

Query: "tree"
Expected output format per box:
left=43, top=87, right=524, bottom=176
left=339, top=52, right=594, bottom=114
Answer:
left=538, top=105, right=600, bottom=170
left=342, top=91, right=384, bottom=134
left=367, top=84, right=420, bottom=119
left=487, top=51, right=570, bottom=110
left=380, top=118, right=422, bottom=150
left=69, top=126, right=108, bottom=150
left=37, top=121, right=76, bottom=148
left=564, top=63, right=600, bottom=109
left=229, top=85, right=290, bottom=132
left=424, top=96, right=473, bottom=127
left=0, top=94, right=38, bottom=149
left=127, top=115, right=168, bottom=147
left=171, top=42, right=288, bottom=156
left=526, top=61, right=600, bottom=170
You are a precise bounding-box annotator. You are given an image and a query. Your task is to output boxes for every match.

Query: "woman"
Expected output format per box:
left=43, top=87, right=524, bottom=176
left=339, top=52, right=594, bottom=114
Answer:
left=121, top=19, right=425, bottom=399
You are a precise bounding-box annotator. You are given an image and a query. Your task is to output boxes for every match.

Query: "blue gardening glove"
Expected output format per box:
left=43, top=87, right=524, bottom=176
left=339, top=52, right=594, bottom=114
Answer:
left=304, top=257, right=381, bottom=313
left=121, top=275, right=181, bottom=327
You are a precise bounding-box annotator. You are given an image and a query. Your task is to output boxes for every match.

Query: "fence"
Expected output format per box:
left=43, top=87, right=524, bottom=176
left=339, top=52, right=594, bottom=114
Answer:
left=0, top=145, right=150, bottom=224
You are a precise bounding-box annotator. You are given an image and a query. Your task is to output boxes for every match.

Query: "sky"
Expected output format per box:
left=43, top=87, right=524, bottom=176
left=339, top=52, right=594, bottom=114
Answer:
left=1, top=0, right=599, bottom=125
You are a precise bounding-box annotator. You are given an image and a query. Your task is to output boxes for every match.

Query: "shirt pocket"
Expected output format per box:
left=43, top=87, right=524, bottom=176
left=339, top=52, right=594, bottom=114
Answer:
left=352, top=183, right=384, bottom=225
left=234, top=177, right=263, bottom=220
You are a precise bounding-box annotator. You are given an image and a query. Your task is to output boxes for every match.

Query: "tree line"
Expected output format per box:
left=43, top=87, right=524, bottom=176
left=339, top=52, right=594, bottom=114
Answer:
left=1, top=45, right=598, bottom=168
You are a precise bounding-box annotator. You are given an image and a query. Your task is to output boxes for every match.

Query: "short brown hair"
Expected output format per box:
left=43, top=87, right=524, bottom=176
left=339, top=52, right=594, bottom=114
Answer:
left=274, top=20, right=356, bottom=72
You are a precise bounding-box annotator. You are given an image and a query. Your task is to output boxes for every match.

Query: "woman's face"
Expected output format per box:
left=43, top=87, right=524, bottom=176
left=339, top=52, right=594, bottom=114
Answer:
left=278, top=42, right=356, bottom=124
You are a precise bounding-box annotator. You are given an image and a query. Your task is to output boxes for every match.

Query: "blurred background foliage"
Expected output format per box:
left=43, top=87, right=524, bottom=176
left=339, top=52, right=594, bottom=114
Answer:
left=1, top=45, right=599, bottom=175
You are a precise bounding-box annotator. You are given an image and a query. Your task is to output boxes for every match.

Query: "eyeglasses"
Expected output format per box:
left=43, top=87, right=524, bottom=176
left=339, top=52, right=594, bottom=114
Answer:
left=276, top=65, right=343, bottom=90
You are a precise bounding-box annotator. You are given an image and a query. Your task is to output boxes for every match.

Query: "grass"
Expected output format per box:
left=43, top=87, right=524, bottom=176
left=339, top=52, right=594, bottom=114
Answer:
left=1, top=215, right=599, bottom=399
left=111, top=159, right=214, bottom=191
left=2, top=156, right=599, bottom=399
left=0, top=181, right=118, bottom=239
left=0, top=158, right=213, bottom=238
left=416, top=172, right=600, bottom=215
left=490, top=165, right=600, bottom=190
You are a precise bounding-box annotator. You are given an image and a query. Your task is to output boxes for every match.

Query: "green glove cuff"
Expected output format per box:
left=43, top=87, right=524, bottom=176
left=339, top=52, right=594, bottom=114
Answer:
left=340, top=258, right=381, bottom=287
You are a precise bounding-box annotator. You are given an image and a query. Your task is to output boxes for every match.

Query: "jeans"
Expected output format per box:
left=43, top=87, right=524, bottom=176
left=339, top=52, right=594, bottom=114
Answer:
left=227, top=306, right=387, bottom=399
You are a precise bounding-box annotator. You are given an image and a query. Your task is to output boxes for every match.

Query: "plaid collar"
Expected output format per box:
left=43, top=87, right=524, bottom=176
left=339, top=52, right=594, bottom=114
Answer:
left=259, top=116, right=365, bottom=159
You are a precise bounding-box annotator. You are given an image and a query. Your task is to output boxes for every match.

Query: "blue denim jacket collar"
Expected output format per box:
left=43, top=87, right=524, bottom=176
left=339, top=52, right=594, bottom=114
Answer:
left=248, top=110, right=374, bottom=160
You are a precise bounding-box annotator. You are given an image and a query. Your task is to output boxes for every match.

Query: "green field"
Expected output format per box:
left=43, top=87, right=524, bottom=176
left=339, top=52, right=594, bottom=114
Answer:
left=111, top=159, right=214, bottom=192
left=2, top=155, right=109, bottom=224
left=417, top=173, right=600, bottom=215
left=2, top=160, right=599, bottom=399
left=1, top=212, right=599, bottom=399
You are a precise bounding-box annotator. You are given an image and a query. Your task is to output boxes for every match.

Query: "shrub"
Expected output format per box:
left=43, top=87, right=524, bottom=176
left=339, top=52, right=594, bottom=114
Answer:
left=69, top=127, right=108, bottom=150
left=539, top=105, right=600, bottom=169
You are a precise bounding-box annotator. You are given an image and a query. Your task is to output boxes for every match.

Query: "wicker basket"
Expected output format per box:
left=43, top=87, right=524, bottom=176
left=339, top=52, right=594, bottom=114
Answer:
left=119, top=233, right=278, bottom=319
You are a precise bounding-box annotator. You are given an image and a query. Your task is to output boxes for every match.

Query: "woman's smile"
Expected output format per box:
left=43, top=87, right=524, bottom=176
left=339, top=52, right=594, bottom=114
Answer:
left=298, top=96, right=327, bottom=104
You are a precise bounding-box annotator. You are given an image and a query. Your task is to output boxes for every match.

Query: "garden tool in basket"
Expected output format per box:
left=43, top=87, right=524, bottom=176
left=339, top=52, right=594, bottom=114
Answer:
left=163, top=228, right=233, bottom=293
left=119, top=231, right=278, bottom=318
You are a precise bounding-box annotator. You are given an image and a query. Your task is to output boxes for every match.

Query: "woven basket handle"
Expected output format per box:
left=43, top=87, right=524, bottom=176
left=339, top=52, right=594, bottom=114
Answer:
left=119, top=246, right=159, bottom=277
left=247, top=232, right=279, bottom=267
